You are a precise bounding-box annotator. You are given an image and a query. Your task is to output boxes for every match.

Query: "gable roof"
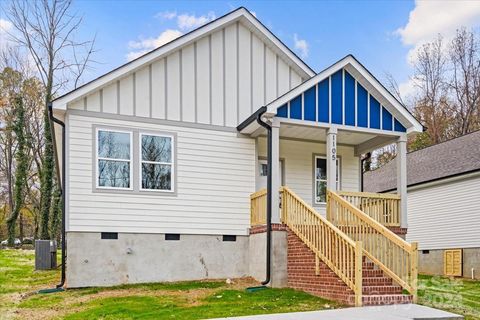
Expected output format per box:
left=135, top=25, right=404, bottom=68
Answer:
left=364, top=130, right=480, bottom=192
left=262, top=55, right=423, bottom=134
left=52, top=7, right=315, bottom=110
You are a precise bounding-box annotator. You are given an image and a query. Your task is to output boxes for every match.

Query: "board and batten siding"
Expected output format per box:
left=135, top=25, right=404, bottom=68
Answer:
left=257, top=137, right=360, bottom=215
left=406, top=175, right=480, bottom=250
left=66, top=113, right=256, bottom=235
left=67, top=21, right=304, bottom=127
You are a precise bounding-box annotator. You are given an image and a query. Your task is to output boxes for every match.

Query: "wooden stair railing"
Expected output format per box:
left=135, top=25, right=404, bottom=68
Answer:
left=337, top=191, right=401, bottom=227
left=280, top=187, right=364, bottom=306
left=250, top=189, right=267, bottom=226
left=327, top=190, right=418, bottom=302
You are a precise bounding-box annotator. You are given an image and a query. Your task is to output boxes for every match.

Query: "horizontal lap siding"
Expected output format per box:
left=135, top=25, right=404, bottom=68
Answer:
left=257, top=138, right=360, bottom=215
left=406, top=176, right=480, bottom=250
left=67, top=114, right=255, bottom=235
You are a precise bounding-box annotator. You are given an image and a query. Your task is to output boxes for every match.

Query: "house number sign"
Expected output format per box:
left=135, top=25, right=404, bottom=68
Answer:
left=331, top=135, right=337, bottom=161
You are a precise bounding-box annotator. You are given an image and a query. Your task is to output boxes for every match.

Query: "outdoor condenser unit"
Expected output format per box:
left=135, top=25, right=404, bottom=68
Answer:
left=35, top=240, right=57, bottom=270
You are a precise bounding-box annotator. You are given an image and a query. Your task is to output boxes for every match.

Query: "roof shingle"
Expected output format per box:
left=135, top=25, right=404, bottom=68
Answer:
left=364, top=130, right=480, bottom=193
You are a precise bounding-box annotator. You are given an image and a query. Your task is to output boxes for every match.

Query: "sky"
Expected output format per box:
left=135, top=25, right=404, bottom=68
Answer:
left=2, top=0, right=480, bottom=100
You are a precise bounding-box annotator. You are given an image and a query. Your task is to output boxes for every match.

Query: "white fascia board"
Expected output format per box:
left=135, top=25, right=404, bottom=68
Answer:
left=52, top=7, right=314, bottom=110
left=266, top=55, right=423, bottom=134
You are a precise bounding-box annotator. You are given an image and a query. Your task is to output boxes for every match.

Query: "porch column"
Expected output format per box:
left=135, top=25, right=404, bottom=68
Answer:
left=326, top=127, right=338, bottom=192
left=397, top=135, right=408, bottom=228
left=271, top=119, right=281, bottom=224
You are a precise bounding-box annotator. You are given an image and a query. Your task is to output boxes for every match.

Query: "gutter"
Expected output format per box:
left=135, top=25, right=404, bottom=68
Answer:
left=47, top=103, right=66, bottom=290
left=254, top=106, right=272, bottom=286
left=237, top=106, right=270, bottom=132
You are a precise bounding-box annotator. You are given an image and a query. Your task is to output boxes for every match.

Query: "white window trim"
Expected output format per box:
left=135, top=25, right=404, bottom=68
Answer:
left=95, top=128, right=133, bottom=190
left=314, top=155, right=340, bottom=205
left=139, top=132, right=175, bottom=193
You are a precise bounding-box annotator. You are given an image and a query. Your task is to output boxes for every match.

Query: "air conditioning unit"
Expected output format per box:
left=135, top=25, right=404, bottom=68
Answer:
left=35, top=240, right=57, bottom=270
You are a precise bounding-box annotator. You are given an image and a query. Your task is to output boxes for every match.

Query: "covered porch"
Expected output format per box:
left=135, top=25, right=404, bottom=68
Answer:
left=251, top=121, right=408, bottom=229
left=238, top=55, right=423, bottom=306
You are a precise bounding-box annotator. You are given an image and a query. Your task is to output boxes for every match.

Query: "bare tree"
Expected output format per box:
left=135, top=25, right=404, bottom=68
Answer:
left=1, top=48, right=46, bottom=240
left=448, top=28, right=480, bottom=136
left=5, top=0, right=96, bottom=239
left=413, top=35, right=453, bottom=144
left=384, top=72, right=406, bottom=106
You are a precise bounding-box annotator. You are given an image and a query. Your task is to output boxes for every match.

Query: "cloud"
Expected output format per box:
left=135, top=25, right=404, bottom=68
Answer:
left=396, top=1, right=480, bottom=46
left=126, top=29, right=182, bottom=61
left=155, top=11, right=216, bottom=31
left=177, top=12, right=216, bottom=31
left=127, top=10, right=217, bottom=61
left=0, top=19, right=13, bottom=49
left=395, top=0, right=480, bottom=100
left=0, top=18, right=12, bottom=33
left=155, top=10, right=177, bottom=20
left=293, top=33, right=308, bottom=59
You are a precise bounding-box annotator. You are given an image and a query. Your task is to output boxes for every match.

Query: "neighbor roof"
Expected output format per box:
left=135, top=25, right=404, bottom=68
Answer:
left=52, top=7, right=315, bottom=110
left=364, top=130, right=480, bottom=192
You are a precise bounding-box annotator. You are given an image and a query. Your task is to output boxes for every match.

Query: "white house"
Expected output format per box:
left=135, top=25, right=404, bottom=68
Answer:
left=50, top=7, right=424, bottom=306
left=364, top=131, right=480, bottom=279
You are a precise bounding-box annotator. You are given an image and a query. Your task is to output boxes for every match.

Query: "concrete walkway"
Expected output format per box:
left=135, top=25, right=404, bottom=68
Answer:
left=213, top=304, right=463, bottom=320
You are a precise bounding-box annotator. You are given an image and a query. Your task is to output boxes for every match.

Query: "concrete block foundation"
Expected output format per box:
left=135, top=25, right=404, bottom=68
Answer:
left=66, top=232, right=250, bottom=288
left=418, top=247, right=480, bottom=279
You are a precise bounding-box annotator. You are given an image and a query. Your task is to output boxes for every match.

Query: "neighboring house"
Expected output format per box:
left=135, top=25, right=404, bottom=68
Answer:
left=51, top=8, right=424, bottom=306
left=364, top=131, right=480, bottom=279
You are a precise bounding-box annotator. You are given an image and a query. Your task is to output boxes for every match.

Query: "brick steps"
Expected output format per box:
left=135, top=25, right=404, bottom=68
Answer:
left=287, top=228, right=412, bottom=306
left=362, top=285, right=403, bottom=295
left=362, top=294, right=413, bottom=305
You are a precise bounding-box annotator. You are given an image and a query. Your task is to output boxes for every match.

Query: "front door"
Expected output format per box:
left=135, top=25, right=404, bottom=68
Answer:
left=257, top=159, right=283, bottom=190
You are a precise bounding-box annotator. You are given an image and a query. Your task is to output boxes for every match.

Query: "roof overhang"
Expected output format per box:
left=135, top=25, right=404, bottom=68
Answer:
left=52, top=7, right=315, bottom=111
left=263, top=55, right=423, bottom=134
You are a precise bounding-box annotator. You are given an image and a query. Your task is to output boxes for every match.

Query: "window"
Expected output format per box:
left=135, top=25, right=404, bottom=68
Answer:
left=260, top=163, right=268, bottom=176
left=314, top=156, right=340, bottom=204
left=140, top=133, right=174, bottom=191
left=97, top=129, right=132, bottom=189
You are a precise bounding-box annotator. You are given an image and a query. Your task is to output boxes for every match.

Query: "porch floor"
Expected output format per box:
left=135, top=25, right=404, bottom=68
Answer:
left=214, top=304, right=463, bottom=320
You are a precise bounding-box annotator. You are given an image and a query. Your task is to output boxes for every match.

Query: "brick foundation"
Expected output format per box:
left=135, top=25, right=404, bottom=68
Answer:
left=287, top=228, right=354, bottom=304
left=387, top=226, right=408, bottom=237
left=249, top=223, right=287, bottom=234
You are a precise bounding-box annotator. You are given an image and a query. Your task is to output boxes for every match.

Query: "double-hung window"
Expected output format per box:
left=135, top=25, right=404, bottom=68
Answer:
left=140, top=133, right=174, bottom=192
left=314, top=156, right=340, bottom=204
left=96, top=129, right=132, bottom=189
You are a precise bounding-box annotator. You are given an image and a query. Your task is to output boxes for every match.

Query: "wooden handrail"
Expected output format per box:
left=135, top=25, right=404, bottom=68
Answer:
left=327, top=190, right=418, bottom=301
left=337, top=191, right=401, bottom=227
left=281, top=187, right=363, bottom=306
left=250, top=189, right=267, bottom=226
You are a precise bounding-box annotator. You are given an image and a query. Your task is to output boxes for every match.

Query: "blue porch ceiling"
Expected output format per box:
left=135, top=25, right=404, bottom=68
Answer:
left=276, top=69, right=407, bottom=133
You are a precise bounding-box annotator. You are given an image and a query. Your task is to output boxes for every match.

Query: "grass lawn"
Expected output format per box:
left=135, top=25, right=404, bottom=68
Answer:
left=2, top=249, right=479, bottom=320
left=417, top=274, right=480, bottom=320
left=0, top=249, right=338, bottom=319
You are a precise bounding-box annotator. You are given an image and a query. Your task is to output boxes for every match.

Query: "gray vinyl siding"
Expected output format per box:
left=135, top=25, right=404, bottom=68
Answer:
left=67, top=21, right=305, bottom=127
left=406, top=175, right=480, bottom=250
left=66, top=113, right=256, bottom=235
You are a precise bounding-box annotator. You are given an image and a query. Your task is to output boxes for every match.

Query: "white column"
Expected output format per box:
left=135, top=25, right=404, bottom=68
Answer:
left=397, top=135, right=408, bottom=228
left=271, top=119, right=281, bottom=224
left=326, top=127, right=338, bottom=192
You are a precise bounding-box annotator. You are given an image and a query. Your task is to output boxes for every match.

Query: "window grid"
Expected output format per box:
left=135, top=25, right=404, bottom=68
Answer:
left=139, top=133, right=175, bottom=192
left=314, top=155, right=340, bottom=205
left=96, top=129, right=133, bottom=190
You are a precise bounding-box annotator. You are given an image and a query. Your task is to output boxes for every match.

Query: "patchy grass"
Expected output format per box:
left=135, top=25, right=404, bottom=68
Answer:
left=418, top=274, right=480, bottom=320
left=1, top=249, right=338, bottom=319
left=64, top=289, right=333, bottom=320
